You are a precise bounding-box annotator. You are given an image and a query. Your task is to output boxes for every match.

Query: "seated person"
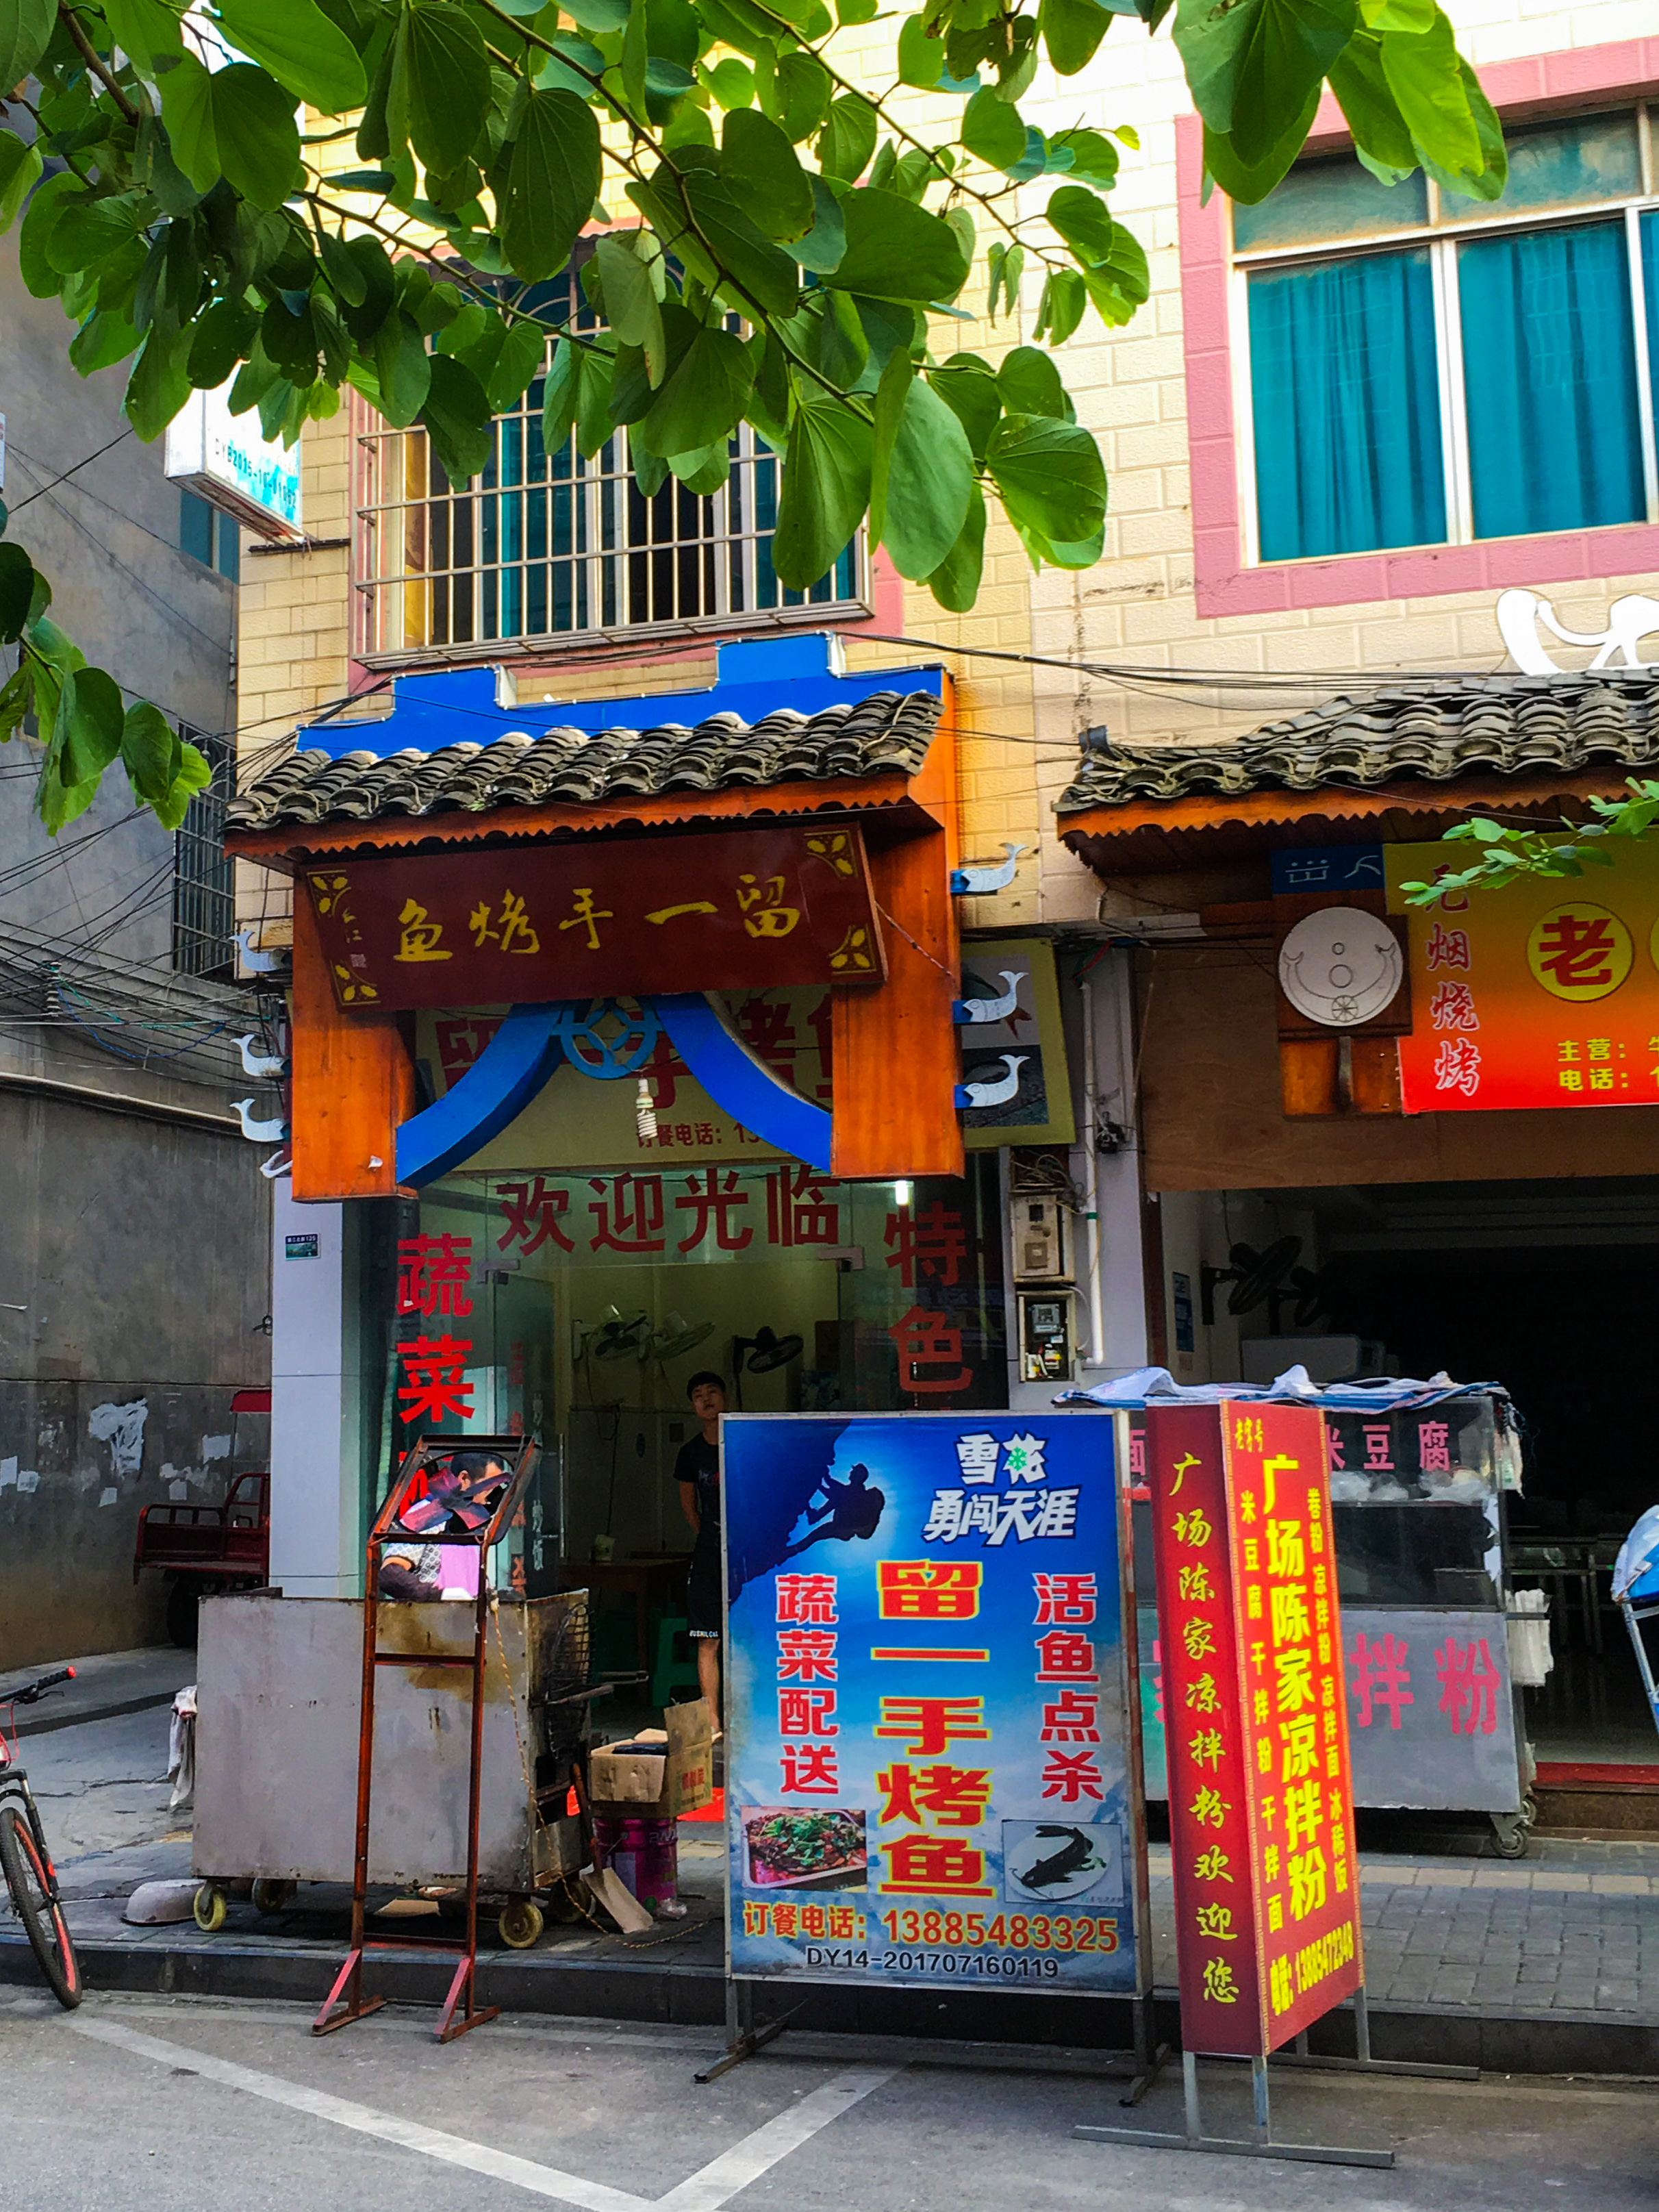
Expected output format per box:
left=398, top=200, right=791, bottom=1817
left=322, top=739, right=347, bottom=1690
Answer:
left=379, top=1539, right=442, bottom=1602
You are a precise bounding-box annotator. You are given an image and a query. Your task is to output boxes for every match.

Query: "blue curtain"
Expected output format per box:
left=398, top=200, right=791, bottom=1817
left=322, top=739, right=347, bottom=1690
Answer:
left=1645, top=210, right=1659, bottom=436
left=1250, top=248, right=1445, bottom=562
left=1459, top=221, right=1643, bottom=539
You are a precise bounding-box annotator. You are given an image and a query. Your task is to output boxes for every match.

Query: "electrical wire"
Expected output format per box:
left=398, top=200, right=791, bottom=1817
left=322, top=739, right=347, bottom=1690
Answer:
left=5, top=428, right=135, bottom=518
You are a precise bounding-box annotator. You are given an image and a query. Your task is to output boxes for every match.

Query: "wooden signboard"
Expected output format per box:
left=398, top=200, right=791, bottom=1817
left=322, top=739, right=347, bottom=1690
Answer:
left=1145, top=1400, right=1362, bottom=2057
left=303, top=825, right=885, bottom=1013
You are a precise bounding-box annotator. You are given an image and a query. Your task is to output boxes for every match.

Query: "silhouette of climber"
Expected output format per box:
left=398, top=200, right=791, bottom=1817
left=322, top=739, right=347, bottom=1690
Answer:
left=778, top=1462, right=886, bottom=1560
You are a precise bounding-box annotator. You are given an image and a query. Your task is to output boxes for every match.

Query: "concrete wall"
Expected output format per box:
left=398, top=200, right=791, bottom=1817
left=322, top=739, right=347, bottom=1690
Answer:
left=0, top=240, right=271, bottom=1666
left=0, top=1087, right=273, bottom=1662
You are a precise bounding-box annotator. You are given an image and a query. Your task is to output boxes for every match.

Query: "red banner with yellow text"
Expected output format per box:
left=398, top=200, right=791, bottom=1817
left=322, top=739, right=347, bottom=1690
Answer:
left=1148, top=1400, right=1361, bottom=2057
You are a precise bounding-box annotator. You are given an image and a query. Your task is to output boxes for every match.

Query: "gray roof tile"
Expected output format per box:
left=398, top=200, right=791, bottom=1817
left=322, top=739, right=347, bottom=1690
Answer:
left=1055, top=671, right=1659, bottom=813
left=230, top=691, right=942, bottom=832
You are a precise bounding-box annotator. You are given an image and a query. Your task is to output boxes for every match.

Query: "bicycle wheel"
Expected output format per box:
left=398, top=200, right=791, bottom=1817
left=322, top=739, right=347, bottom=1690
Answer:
left=0, top=1803, right=82, bottom=2009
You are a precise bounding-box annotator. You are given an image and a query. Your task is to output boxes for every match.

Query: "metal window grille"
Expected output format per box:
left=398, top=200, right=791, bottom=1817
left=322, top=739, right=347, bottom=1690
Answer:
left=172, top=730, right=235, bottom=977
left=354, top=294, right=864, bottom=657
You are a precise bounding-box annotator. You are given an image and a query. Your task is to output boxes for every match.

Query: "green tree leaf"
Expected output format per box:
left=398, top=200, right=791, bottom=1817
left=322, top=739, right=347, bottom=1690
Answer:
left=419, top=353, right=493, bottom=487
left=996, top=345, right=1072, bottom=420
left=124, top=323, right=192, bottom=439
left=1048, top=125, right=1119, bottom=186
left=628, top=162, right=800, bottom=316
left=0, top=134, right=41, bottom=235
left=147, top=738, right=213, bottom=832
left=774, top=50, right=831, bottom=139
left=818, top=92, right=878, bottom=182
left=0, top=542, right=34, bottom=644
left=925, top=482, right=985, bottom=611
left=722, top=108, right=815, bottom=238
left=594, top=230, right=666, bottom=381
left=1080, top=219, right=1150, bottom=323
left=962, top=85, right=1026, bottom=168
left=868, top=344, right=913, bottom=549
left=1047, top=181, right=1114, bottom=263
left=773, top=390, right=872, bottom=587
left=54, top=666, right=126, bottom=789
left=1381, top=8, right=1478, bottom=177
left=499, top=88, right=601, bottom=277
left=1326, top=31, right=1417, bottom=175
left=120, top=701, right=180, bottom=811
left=1174, top=0, right=1355, bottom=166
left=213, top=0, right=367, bottom=109
left=160, top=58, right=303, bottom=209
left=1200, top=87, right=1317, bottom=201
left=103, top=0, right=186, bottom=73
left=641, top=308, right=755, bottom=453
left=986, top=412, right=1106, bottom=543
left=0, top=0, right=55, bottom=100
left=821, top=187, right=968, bottom=301
left=897, top=12, right=949, bottom=88
left=1038, top=0, right=1113, bottom=77
left=373, top=310, right=433, bottom=426
left=930, top=357, right=1000, bottom=458
left=393, top=1, right=492, bottom=177
left=881, top=373, right=974, bottom=579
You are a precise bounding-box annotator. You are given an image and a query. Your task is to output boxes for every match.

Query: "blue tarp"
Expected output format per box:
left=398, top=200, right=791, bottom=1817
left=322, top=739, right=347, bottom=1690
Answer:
left=1055, top=1363, right=1508, bottom=1413
left=1614, top=1505, right=1659, bottom=1606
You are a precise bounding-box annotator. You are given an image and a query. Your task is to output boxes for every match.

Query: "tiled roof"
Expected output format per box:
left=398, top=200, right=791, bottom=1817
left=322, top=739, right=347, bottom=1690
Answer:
left=1055, top=671, right=1659, bottom=813
left=229, top=691, right=942, bottom=831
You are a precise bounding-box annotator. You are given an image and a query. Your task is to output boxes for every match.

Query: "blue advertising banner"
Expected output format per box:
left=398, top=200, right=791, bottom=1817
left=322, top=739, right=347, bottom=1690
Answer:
left=722, top=1411, right=1146, bottom=1996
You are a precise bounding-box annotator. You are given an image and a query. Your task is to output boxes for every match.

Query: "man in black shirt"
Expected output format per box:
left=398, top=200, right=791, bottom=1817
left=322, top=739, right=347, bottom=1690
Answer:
left=674, top=1370, right=726, bottom=1733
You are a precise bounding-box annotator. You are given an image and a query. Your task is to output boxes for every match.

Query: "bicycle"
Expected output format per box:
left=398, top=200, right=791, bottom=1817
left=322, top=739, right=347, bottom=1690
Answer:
left=0, top=1668, right=83, bottom=2007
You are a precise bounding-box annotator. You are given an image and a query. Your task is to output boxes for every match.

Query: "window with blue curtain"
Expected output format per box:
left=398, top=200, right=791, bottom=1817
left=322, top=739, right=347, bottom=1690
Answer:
left=1248, top=248, right=1445, bottom=561
left=1458, top=221, right=1644, bottom=539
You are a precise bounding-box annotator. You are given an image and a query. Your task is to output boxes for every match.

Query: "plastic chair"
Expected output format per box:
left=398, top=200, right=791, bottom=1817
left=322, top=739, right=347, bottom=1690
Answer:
left=648, top=1610, right=700, bottom=1707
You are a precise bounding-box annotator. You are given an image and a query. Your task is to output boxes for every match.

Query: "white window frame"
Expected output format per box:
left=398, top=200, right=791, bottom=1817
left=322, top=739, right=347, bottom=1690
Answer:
left=1229, top=102, right=1659, bottom=566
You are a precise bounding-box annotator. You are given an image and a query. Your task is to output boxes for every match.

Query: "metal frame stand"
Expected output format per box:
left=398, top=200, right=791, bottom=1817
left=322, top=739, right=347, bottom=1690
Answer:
left=312, top=1433, right=537, bottom=2046
left=695, top=1976, right=1168, bottom=2100
left=1075, top=1987, right=1473, bottom=2166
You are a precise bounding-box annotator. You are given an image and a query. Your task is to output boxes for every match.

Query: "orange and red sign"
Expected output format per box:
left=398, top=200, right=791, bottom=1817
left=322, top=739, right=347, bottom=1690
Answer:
left=1147, top=1400, right=1361, bottom=2057
left=304, top=825, right=884, bottom=1012
left=1385, top=838, right=1659, bottom=1112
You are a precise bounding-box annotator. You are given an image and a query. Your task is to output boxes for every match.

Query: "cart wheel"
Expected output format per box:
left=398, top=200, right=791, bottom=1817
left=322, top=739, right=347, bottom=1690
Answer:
left=1490, top=1806, right=1532, bottom=1860
left=251, top=1878, right=296, bottom=1915
left=497, top=1898, right=544, bottom=1949
left=192, top=1883, right=228, bottom=1933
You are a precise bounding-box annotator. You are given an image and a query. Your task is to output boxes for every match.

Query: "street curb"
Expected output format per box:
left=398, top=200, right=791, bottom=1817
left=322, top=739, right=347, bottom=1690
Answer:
left=7, top=1935, right=1659, bottom=2074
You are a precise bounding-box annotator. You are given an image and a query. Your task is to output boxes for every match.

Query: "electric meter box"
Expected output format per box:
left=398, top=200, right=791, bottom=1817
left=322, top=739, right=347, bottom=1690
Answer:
left=1011, top=1195, right=1070, bottom=1283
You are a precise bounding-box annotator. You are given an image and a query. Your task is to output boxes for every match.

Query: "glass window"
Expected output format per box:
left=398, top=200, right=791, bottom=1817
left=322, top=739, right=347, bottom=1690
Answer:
left=1231, top=153, right=1428, bottom=253
left=1249, top=247, right=1445, bottom=560
left=215, top=514, right=240, bottom=582
left=1443, top=110, right=1641, bottom=223
left=1459, top=220, right=1645, bottom=539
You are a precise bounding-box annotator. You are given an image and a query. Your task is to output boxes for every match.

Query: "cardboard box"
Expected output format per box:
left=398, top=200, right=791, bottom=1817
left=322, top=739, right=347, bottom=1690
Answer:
left=589, top=1700, right=713, bottom=1818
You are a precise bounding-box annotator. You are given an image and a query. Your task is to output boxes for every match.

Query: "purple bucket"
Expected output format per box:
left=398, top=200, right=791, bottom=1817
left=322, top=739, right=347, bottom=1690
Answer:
left=594, top=1815, right=678, bottom=1911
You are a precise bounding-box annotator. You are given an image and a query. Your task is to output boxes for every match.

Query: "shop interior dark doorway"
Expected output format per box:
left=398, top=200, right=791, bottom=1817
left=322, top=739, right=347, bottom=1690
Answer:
left=1282, top=1176, right=1659, bottom=1769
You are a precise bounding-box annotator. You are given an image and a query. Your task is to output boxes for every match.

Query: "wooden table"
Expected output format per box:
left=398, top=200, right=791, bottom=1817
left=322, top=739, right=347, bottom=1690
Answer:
left=557, top=1554, right=691, bottom=1674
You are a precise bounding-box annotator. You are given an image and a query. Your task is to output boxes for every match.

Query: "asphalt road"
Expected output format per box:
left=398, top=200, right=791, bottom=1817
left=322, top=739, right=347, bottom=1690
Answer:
left=2, top=1987, right=1654, bottom=2211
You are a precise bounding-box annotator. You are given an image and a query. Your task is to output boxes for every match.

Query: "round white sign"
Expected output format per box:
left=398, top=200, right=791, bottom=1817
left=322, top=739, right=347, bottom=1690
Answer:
left=1278, top=907, right=1404, bottom=1029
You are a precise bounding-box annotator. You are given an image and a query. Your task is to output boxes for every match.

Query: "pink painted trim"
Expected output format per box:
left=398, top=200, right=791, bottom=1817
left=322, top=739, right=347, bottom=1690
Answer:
left=1181, top=36, right=1659, bottom=620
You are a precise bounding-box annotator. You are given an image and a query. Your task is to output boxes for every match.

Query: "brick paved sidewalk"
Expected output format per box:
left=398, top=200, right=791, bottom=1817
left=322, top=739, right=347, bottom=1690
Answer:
left=1148, top=1836, right=1659, bottom=2016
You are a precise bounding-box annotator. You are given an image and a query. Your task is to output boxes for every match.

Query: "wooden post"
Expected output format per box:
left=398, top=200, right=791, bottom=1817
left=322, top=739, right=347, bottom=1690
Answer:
left=290, top=888, right=417, bottom=1201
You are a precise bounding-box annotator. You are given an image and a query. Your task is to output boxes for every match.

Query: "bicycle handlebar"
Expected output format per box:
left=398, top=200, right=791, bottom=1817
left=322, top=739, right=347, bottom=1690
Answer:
left=6, top=1667, right=76, bottom=1707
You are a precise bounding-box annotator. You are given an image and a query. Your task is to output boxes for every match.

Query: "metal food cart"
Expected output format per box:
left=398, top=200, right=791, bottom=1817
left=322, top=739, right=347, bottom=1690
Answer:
left=191, top=1588, right=591, bottom=1938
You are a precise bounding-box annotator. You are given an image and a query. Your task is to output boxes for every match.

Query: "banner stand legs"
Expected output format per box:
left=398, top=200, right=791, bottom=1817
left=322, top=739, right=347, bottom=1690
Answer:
left=695, top=1980, right=1169, bottom=2095
left=1271, top=1987, right=1478, bottom=2083
left=1077, top=2046, right=1395, bottom=2168
left=694, top=1982, right=802, bottom=2084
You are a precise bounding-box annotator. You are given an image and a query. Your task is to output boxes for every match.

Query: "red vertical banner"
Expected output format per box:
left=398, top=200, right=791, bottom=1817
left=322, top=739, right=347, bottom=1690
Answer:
left=1148, top=1400, right=1362, bottom=2057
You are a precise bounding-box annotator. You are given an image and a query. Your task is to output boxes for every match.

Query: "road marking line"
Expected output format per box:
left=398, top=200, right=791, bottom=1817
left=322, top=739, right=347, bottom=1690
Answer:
left=71, top=2014, right=898, bottom=2211
left=72, top=2015, right=650, bottom=2212
left=655, top=2069, right=898, bottom=2212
